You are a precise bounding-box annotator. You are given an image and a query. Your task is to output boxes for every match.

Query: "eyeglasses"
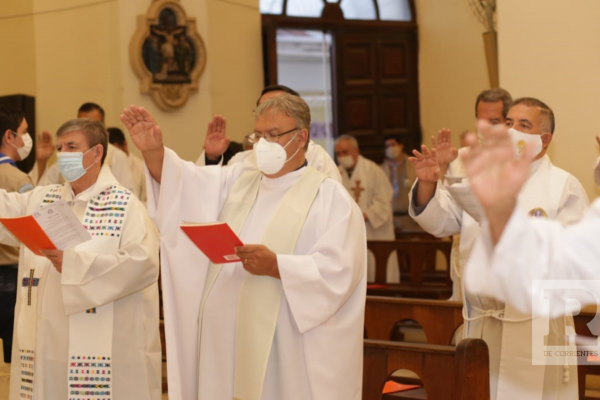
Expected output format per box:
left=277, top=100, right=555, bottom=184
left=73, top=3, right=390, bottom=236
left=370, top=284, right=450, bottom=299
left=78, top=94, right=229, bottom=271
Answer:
left=245, top=127, right=300, bottom=144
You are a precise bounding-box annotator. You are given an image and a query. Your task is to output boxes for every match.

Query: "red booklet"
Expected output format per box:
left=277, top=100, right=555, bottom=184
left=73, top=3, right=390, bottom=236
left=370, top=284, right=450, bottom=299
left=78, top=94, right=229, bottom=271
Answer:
left=0, top=215, right=56, bottom=256
left=180, top=222, right=243, bottom=264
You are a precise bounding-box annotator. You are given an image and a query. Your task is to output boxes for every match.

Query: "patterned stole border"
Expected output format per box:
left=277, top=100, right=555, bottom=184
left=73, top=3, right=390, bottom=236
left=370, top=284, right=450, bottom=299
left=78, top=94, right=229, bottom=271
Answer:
left=68, top=355, right=112, bottom=400
left=19, top=349, right=34, bottom=399
left=17, top=186, right=63, bottom=399
left=18, top=184, right=132, bottom=400
left=67, top=185, right=131, bottom=400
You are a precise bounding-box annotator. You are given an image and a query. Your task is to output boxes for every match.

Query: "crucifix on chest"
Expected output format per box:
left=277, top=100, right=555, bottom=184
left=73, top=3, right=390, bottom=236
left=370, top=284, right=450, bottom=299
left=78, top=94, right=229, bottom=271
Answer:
left=351, top=180, right=365, bottom=202
left=22, top=269, right=40, bottom=306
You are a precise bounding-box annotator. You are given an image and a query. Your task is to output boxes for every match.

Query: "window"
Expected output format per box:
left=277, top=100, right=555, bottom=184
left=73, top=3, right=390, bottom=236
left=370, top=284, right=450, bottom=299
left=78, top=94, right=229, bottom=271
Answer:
left=261, top=0, right=412, bottom=21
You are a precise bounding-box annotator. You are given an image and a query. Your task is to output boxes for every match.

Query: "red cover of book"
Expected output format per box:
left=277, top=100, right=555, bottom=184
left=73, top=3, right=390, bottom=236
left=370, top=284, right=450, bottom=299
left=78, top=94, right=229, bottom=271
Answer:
left=0, top=215, right=57, bottom=256
left=180, top=222, right=244, bottom=264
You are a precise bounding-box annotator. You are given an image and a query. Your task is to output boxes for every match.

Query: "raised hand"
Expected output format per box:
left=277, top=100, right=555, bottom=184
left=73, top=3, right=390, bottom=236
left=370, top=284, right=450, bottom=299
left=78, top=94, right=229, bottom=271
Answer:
left=409, top=144, right=441, bottom=183
left=204, top=115, right=230, bottom=160
left=36, top=131, right=55, bottom=162
left=120, top=105, right=163, bottom=153
left=432, top=128, right=458, bottom=166
left=462, top=121, right=536, bottom=243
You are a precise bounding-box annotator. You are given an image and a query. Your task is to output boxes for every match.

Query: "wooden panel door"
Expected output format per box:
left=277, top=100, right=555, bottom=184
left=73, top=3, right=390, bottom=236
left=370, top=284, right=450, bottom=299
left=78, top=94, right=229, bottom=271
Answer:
left=336, top=28, right=420, bottom=163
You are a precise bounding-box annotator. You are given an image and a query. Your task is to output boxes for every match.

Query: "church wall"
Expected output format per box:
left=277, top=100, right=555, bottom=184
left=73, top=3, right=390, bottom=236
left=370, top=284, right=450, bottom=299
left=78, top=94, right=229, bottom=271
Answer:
left=31, top=0, right=120, bottom=135
left=0, top=1, right=37, bottom=97
left=416, top=0, right=489, bottom=151
left=0, top=0, right=263, bottom=162
left=497, top=0, right=600, bottom=200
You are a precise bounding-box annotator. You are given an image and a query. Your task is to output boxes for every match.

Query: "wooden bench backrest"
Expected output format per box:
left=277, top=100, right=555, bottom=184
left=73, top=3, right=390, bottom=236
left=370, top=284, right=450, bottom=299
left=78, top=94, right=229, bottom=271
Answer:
left=365, top=296, right=463, bottom=345
left=363, top=338, right=490, bottom=400
left=367, top=239, right=452, bottom=286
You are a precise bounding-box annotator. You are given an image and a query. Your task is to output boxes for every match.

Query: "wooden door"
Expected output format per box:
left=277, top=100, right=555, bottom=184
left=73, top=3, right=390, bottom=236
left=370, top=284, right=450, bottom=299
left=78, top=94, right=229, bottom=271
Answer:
left=336, top=27, right=420, bottom=163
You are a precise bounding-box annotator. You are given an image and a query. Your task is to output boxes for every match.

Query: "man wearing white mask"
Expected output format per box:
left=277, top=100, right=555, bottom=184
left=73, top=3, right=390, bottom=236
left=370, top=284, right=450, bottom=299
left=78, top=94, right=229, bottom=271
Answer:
left=196, top=85, right=342, bottom=183
left=380, top=134, right=420, bottom=233
left=0, top=118, right=160, bottom=399
left=408, top=97, right=588, bottom=400
left=0, top=108, right=34, bottom=364
left=336, top=134, right=399, bottom=283
left=123, top=95, right=366, bottom=400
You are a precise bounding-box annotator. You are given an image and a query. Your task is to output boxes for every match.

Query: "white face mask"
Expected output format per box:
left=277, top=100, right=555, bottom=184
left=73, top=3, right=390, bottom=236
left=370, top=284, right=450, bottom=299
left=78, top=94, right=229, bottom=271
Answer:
left=338, top=155, right=355, bottom=170
left=254, top=132, right=300, bottom=175
left=385, top=146, right=401, bottom=160
left=507, top=128, right=545, bottom=157
left=10, top=132, right=33, bottom=160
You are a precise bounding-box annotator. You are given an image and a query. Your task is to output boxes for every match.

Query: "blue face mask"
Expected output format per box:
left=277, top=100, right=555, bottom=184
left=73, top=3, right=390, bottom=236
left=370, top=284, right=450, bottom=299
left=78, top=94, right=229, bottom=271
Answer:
left=57, top=147, right=96, bottom=182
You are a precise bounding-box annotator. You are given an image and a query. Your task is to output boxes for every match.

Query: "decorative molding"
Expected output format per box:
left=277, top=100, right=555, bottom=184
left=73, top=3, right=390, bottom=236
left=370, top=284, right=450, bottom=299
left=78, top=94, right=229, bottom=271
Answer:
left=130, top=0, right=207, bottom=110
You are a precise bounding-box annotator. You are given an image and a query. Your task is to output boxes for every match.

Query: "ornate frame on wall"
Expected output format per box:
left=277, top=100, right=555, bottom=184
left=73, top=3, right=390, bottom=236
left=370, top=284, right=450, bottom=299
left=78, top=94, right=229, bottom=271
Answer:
left=130, top=0, right=207, bottom=110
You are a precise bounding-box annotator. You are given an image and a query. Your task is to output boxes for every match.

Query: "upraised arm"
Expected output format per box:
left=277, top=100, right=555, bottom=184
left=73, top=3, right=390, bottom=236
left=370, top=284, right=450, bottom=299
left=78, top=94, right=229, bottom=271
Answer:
left=432, top=128, right=458, bottom=179
left=204, top=115, right=230, bottom=161
left=35, top=130, right=55, bottom=179
left=408, top=144, right=440, bottom=207
left=121, top=105, right=165, bottom=184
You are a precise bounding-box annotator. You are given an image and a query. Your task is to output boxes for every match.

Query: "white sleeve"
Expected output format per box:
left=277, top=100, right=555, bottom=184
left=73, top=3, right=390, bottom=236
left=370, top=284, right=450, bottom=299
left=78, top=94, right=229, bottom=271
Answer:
left=465, top=199, right=600, bottom=318
left=364, top=166, right=394, bottom=229
left=408, top=180, right=463, bottom=237
left=555, top=174, right=589, bottom=225
left=60, top=200, right=159, bottom=315
left=278, top=186, right=366, bottom=333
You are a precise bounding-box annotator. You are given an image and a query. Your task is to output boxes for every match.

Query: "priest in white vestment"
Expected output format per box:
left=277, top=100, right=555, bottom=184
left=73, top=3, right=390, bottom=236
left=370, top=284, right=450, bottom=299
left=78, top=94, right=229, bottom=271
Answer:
left=335, top=134, right=399, bottom=283
left=461, top=123, right=600, bottom=398
left=0, top=119, right=160, bottom=400
left=409, top=98, right=589, bottom=400
left=195, top=86, right=342, bottom=183
left=121, top=95, right=366, bottom=400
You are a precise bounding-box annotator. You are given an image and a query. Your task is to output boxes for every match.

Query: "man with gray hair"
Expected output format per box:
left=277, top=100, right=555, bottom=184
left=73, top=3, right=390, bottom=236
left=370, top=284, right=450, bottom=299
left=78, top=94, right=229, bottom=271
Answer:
left=0, top=119, right=161, bottom=400
left=408, top=97, right=588, bottom=400
left=335, top=134, right=398, bottom=283
left=122, top=94, right=366, bottom=400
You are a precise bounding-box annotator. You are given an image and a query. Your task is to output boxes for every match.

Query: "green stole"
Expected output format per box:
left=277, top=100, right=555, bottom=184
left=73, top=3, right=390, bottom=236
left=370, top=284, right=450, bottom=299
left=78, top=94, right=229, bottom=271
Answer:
left=197, top=167, right=327, bottom=400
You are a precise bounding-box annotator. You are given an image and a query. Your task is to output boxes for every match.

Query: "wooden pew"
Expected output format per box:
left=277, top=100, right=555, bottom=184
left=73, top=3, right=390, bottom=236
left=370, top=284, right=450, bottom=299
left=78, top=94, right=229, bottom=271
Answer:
left=363, top=338, right=490, bottom=400
left=365, top=296, right=463, bottom=345
left=367, top=239, right=453, bottom=299
left=365, top=295, right=600, bottom=399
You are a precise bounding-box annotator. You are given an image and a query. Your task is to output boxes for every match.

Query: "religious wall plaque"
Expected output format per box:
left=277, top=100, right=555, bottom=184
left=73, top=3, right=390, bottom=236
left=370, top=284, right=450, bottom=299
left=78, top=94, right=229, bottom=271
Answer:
left=130, top=0, right=207, bottom=110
